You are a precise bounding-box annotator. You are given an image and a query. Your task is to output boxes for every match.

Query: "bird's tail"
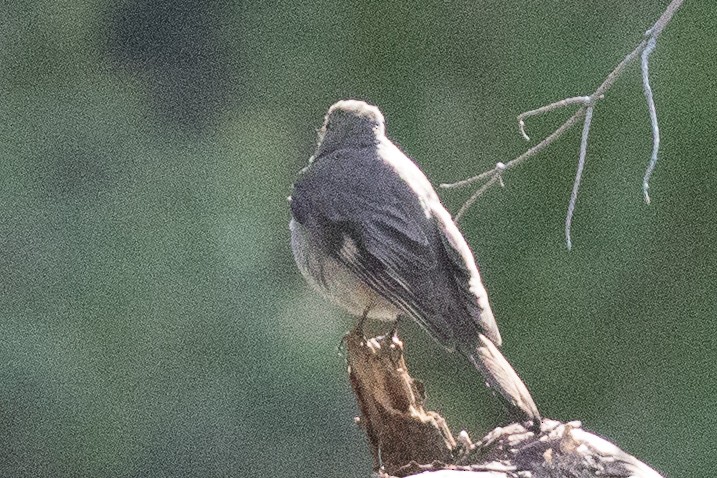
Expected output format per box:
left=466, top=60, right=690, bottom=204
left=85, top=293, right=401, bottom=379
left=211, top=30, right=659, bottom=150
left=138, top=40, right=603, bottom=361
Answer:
left=467, top=334, right=541, bottom=428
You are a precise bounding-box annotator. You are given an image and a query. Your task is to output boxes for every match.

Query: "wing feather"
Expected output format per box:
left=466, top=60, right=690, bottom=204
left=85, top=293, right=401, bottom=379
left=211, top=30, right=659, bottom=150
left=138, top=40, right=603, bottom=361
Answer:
left=291, top=147, right=493, bottom=349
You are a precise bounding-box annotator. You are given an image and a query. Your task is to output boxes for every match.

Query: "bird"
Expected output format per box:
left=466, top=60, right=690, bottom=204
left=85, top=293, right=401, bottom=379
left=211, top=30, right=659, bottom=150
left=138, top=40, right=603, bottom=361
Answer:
left=289, top=99, right=540, bottom=426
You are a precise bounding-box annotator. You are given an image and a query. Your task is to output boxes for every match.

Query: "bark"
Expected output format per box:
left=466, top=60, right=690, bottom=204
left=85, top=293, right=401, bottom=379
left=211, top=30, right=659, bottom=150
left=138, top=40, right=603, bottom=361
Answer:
left=344, top=332, right=663, bottom=478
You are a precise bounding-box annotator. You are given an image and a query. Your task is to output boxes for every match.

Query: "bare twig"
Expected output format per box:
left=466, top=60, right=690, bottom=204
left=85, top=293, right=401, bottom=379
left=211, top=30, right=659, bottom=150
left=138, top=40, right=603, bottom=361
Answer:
left=453, top=172, right=503, bottom=224
left=441, top=0, right=684, bottom=245
left=566, top=105, right=594, bottom=250
left=641, top=35, right=660, bottom=205
left=517, top=96, right=592, bottom=141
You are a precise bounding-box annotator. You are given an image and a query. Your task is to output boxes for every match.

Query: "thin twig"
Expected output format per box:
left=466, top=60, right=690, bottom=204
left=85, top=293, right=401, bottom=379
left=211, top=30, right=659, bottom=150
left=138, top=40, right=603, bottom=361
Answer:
left=641, top=35, right=660, bottom=205
left=442, top=108, right=586, bottom=191
left=518, top=96, right=592, bottom=141
left=565, top=106, right=594, bottom=251
left=441, top=0, right=685, bottom=248
left=454, top=175, right=503, bottom=223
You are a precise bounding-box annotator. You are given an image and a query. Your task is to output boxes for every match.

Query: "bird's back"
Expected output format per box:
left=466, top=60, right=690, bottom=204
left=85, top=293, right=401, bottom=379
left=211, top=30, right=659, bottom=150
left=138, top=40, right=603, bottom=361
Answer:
left=291, top=143, right=501, bottom=352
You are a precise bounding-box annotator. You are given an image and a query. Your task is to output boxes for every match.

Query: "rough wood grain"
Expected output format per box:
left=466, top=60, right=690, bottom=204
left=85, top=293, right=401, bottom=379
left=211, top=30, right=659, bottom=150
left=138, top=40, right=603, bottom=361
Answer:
left=345, top=332, right=663, bottom=478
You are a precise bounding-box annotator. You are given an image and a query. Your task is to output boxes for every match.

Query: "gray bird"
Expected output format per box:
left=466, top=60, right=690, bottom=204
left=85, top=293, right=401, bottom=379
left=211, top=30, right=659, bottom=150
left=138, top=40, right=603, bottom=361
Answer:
left=289, top=99, right=540, bottom=425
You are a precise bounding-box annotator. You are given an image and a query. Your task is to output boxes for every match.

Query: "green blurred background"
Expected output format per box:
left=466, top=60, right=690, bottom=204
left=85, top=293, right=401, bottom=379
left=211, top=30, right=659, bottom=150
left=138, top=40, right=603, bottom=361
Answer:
left=1, top=1, right=714, bottom=476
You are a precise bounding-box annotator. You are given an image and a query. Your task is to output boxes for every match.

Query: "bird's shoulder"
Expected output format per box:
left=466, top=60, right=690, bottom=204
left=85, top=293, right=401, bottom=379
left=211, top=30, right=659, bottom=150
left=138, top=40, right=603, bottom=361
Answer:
left=292, top=147, right=425, bottom=222
left=291, top=146, right=437, bottom=264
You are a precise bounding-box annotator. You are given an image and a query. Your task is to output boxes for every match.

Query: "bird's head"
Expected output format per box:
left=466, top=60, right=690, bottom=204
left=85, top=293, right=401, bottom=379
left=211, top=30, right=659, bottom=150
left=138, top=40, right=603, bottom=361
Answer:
left=315, top=100, right=386, bottom=156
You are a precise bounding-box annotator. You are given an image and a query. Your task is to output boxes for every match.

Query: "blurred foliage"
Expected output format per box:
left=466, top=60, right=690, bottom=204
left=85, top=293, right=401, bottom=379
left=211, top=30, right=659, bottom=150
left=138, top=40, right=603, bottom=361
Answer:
left=1, top=1, right=715, bottom=477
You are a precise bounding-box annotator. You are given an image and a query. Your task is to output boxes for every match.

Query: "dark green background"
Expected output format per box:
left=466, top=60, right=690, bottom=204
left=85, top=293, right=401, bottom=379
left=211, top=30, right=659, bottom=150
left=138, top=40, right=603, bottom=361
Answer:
left=2, top=1, right=714, bottom=476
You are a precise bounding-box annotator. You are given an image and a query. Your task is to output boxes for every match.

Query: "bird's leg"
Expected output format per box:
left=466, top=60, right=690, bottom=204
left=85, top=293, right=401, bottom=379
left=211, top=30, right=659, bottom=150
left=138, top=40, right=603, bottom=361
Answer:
left=389, top=316, right=401, bottom=340
left=341, top=307, right=372, bottom=352
left=374, top=316, right=401, bottom=344
left=349, top=306, right=372, bottom=339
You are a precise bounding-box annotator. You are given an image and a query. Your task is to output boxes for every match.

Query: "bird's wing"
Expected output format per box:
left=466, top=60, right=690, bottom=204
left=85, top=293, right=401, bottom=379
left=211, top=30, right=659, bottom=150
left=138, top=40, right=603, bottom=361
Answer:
left=291, top=148, right=488, bottom=349
left=431, top=205, right=501, bottom=346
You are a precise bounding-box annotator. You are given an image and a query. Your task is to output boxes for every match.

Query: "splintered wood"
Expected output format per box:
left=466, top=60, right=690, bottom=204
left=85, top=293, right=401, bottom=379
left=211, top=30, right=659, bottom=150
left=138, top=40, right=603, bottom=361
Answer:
left=343, top=330, right=664, bottom=478
left=345, top=331, right=455, bottom=475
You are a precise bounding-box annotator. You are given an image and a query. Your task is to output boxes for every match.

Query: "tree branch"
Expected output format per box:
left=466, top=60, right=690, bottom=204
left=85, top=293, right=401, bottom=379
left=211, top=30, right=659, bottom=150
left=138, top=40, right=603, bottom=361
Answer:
left=440, top=0, right=684, bottom=248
